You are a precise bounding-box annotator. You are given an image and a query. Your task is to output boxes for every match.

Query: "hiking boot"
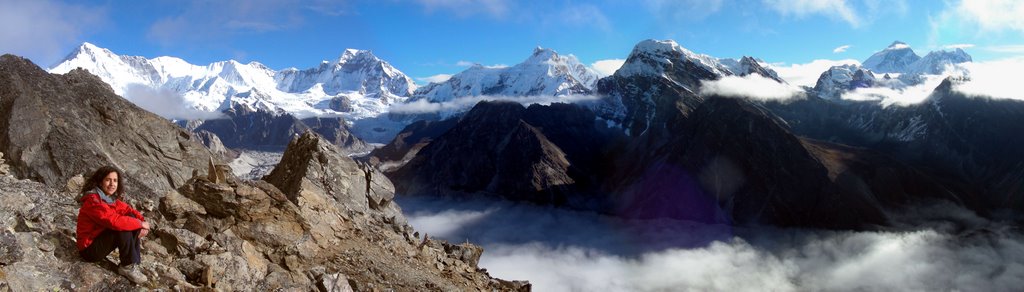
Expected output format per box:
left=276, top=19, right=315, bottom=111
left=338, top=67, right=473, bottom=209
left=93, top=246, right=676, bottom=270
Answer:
left=118, top=264, right=149, bottom=284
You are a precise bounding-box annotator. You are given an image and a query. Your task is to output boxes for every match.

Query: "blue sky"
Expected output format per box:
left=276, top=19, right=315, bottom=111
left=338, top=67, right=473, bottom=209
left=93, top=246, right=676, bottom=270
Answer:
left=2, top=0, right=1023, bottom=84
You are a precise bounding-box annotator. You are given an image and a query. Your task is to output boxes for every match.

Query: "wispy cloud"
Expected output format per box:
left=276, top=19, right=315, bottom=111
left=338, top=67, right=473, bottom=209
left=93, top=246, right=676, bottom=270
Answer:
left=416, top=74, right=453, bottom=84
left=943, top=43, right=975, bottom=50
left=590, top=59, right=626, bottom=77
left=841, top=74, right=948, bottom=107
left=456, top=60, right=476, bottom=67
left=954, top=57, right=1024, bottom=101
left=643, top=0, right=725, bottom=21
left=954, top=0, right=1024, bottom=33
left=0, top=0, right=107, bottom=67
left=699, top=74, right=806, bottom=101
left=768, top=59, right=861, bottom=87
left=763, top=0, right=861, bottom=27
left=146, top=0, right=347, bottom=46
left=123, top=84, right=226, bottom=120
left=985, top=44, right=1024, bottom=53
left=833, top=44, right=852, bottom=53
left=413, top=0, right=510, bottom=18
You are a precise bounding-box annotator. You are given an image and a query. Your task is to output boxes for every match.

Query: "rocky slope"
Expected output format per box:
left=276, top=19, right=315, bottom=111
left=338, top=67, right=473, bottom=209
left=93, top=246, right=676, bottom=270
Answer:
left=0, top=55, right=527, bottom=290
left=0, top=54, right=214, bottom=197
left=0, top=133, right=528, bottom=290
left=763, top=78, right=1024, bottom=212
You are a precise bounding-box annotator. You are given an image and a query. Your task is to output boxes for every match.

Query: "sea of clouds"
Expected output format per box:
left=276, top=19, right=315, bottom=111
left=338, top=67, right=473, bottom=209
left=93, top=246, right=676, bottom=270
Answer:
left=399, top=196, right=1024, bottom=292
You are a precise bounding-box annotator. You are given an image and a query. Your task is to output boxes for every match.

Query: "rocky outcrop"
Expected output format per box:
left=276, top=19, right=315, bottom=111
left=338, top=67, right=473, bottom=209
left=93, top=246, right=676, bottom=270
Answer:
left=0, top=55, right=527, bottom=290
left=0, top=131, right=529, bottom=290
left=0, top=54, right=214, bottom=198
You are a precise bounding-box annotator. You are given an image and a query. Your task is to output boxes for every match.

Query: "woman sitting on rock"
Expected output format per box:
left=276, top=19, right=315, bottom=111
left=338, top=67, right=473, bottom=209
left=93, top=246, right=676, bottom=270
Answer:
left=76, top=166, right=150, bottom=284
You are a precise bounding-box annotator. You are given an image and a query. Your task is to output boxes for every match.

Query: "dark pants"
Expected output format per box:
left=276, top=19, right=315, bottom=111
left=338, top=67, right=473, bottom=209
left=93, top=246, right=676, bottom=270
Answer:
left=79, top=229, right=141, bottom=267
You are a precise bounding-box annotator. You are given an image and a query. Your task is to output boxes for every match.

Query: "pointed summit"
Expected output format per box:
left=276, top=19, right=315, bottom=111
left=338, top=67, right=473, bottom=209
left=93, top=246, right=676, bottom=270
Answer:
left=616, top=39, right=732, bottom=78
left=338, top=48, right=376, bottom=64
left=412, top=46, right=599, bottom=104
left=863, top=40, right=921, bottom=73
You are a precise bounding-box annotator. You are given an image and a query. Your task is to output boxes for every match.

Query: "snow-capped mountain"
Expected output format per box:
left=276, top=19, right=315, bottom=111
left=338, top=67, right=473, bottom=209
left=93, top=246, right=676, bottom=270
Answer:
left=813, top=64, right=876, bottom=100
left=812, top=64, right=908, bottom=100
left=905, top=48, right=972, bottom=75
left=861, top=41, right=973, bottom=76
left=862, top=41, right=921, bottom=74
left=411, top=47, right=600, bottom=102
left=596, top=39, right=785, bottom=136
left=49, top=42, right=416, bottom=120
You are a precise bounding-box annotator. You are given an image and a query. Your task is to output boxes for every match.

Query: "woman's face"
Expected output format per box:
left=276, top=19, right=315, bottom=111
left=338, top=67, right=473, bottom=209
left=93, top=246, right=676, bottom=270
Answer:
left=101, top=172, right=118, bottom=196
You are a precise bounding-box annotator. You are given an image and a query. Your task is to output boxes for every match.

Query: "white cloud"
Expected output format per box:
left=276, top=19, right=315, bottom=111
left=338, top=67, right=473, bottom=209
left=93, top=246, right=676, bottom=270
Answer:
left=389, top=94, right=600, bottom=115
left=954, top=0, right=1024, bottom=33
left=123, top=84, right=225, bottom=120
left=763, top=0, right=861, bottom=27
left=699, top=75, right=806, bottom=101
left=833, top=45, right=852, bottom=53
left=590, top=59, right=626, bottom=77
left=400, top=196, right=1024, bottom=292
left=417, top=74, right=453, bottom=84
left=943, top=43, right=975, bottom=49
left=0, top=0, right=107, bottom=67
left=841, top=58, right=1024, bottom=106
left=413, top=0, right=509, bottom=18
left=769, top=59, right=861, bottom=87
left=841, top=74, right=947, bottom=107
left=954, top=57, right=1024, bottom=101
left=985, top=45, right=1024, bottom=53
left=456, top=60, right=475, bottom=67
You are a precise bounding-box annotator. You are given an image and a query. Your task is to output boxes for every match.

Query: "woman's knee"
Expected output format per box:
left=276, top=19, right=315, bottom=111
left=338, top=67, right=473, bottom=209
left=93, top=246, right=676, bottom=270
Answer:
left=114, top=230, right=137, bottom=242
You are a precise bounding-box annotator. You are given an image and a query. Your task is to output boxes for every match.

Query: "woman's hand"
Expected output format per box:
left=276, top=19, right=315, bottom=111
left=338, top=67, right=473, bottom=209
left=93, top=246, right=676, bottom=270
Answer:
left=139, top=221, right=151, bottom=239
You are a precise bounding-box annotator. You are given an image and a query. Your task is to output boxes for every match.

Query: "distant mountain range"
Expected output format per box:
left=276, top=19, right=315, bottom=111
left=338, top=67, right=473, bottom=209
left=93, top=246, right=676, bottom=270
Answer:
left=50, top=42, right=416, bottom=120
left=371, top=39, right=1022, bottom=229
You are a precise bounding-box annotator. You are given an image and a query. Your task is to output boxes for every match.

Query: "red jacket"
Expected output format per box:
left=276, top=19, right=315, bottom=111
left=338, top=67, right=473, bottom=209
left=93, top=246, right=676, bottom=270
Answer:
left=76, top=193, right=145, bottom=251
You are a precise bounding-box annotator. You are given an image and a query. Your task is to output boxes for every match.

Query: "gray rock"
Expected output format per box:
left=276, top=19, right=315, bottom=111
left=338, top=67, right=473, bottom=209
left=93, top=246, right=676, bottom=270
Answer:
left=0, top=54, right=216, bottom=201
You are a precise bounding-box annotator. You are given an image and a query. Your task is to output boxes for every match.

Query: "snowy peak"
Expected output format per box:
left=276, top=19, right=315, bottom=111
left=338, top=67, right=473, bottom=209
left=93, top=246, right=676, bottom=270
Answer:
left=616, top=39, right=732, bottom=78
left=906, top=48, right=972, bottom=75
left=411, top=46, right=600, bottom=102
left=813, top=64, right=878, bottom=100
left=719, top=56, right=784, bottom=82
left=862, top=40, right=921, bottom=73
left=885, top=41, right=911, bottom=50
left=48, top=43, right=417, bottom=120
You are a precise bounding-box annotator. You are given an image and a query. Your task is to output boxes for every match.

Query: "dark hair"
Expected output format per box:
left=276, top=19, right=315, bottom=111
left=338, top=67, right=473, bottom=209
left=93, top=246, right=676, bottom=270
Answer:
left=80, top=166, right=125, bottom=199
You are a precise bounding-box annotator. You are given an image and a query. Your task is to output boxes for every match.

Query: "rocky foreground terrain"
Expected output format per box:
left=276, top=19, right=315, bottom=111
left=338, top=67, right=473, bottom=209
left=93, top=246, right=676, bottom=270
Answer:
left=0, top=54, right=527, bottom=291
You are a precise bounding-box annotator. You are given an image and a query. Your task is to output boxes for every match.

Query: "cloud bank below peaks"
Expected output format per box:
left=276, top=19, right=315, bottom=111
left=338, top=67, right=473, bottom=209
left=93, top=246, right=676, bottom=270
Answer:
left=699, top=74, right=806, bottom=101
